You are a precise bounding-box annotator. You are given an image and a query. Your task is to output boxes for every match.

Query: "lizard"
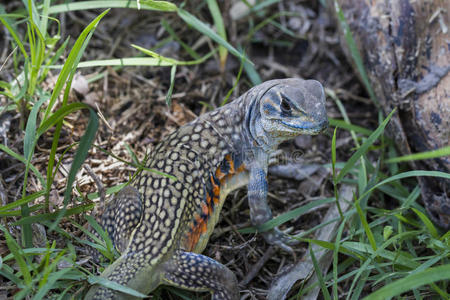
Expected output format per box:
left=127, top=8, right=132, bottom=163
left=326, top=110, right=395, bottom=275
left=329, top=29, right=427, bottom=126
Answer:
left=85, top=78, right=328, bottom=300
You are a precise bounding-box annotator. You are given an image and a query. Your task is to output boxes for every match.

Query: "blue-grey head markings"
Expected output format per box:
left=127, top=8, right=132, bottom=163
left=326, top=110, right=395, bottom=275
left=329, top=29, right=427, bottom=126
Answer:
left=262, top=82, right=327, bottom=133
left=245, top=79, right=328, bottom=150
left=260, top=85, right=311, bottom=123
left=261, top=89, right=299, bottom=118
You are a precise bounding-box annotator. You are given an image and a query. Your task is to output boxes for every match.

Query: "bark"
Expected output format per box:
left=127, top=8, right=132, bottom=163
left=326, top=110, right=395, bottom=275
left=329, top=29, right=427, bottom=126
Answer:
left=328, top=0, right=450, bottom=228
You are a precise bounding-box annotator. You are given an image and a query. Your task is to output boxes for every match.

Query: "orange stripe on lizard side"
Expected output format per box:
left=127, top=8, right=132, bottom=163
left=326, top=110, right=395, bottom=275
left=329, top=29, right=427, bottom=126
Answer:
left=185, top=154, right=246, bottom=251
left=226, top=154, right=235, bottom=173
left=201, top=203, right=209, bottom=215
left=215, top=169, right=227, bottom=181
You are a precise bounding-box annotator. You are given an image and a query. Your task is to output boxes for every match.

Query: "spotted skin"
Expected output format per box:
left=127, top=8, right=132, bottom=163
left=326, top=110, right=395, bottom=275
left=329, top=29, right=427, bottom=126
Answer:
left=163, top=251, right=238, bottom=300
left=102, top=186, right=142, bottom=253
left=85, top=78, right=328, bottom=300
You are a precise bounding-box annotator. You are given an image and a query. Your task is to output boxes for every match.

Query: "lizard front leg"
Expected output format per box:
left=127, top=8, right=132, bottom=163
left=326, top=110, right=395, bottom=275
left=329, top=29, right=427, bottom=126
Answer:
left=247, top=150, right=297, bottom=254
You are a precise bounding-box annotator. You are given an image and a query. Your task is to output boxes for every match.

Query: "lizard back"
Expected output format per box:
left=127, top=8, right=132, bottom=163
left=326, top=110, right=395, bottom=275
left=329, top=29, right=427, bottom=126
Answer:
left=135, top=100, right=248, bottom=255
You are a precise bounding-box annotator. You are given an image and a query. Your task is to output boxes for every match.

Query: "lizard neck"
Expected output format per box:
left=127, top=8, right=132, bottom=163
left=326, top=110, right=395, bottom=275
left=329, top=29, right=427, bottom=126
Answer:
left=242, top=84, right=279, bottom=154
left=202, top=86, right=279, bottom=158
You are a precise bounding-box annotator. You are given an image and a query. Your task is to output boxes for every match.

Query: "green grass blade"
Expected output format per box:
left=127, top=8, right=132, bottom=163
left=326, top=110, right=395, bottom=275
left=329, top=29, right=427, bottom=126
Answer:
left=73, top=218, right=115, bottom=260
left=332, top=127, right=337, bottom=183
left=333, top=215, right=348, bottom=299
left=72, top=49, right=215, bottom=69
left=411, top=208, right=438, bottom=239
left=88, top=276, right=148, bottom=298
left=37, top=244, right=67, bottom=293
left=336, top=109, right=396, bottom=183
left=363, top=264, right=450, bottom=300
left=92, top=145, right=177, bottom=180
left=48, top=0, right=176, bottom=14
left=38, top=103, right=93, bottom=135
left=206, top=0, right=228, bottom=69
left=239, top=197, right=335, bottom=234
left=0, top=268, right=23, bottom=287
left=0, top=225, right=32, bottom=285
left=359, top=170, right=450, bottom=203
left=386, top=146, right=450, bottom=163
left=357, top=157, right=368, bottom=199
left=331, top=127, right=344, bottom=219
left=0, top=14, right=28, bottom=58
left=23, top=96, right=48, bottom=162
left=77, top=57, right=174, bottom=67
left=2, top=248, right=59, bottom=262
left=233, top=0, right=281, bottom=20
left=160, top=19, right=200, bottom=60
left=343, top=241, right=419, bottom=268
left=44, top=12, right=103, bottom=213
left=16, top=92, right=46, bottom=247
left=40, top=36, right=69, bottom=84
left=43, top=9, right=109, bottom=120
left=354, top=198, right=377, bottom=251
left=135, top=0, right=177, bottom=11
left=329, top=118, right=372, bottom=136
left=13, top=203, right=94, bottom=226
left=132, top=44, right=179, bottom=64
left=351, top=270, right=370, bottom=300
left=0, top=144, right=45, bottom=185
left=39, top=0, right=51, bottom=35
left=26, top=0, right=46, bottom=97
left=221, top=59, right=244, bottom=106
left=334, top=1, right=378, bottom=106
left=165, top=65, right=177, bottom=106
left=85, top=215, right=115, bottom=256
left=310, top=247, right=331, bottom=300
left=124, top=143, right=139, bottom=165
left=25, top=0, right=41, bottom=31
left=400, top=185, right=421, bottom=209
left=131, top=44, right=216, bottom=66
left=33, top=269, right=70, bottom=300
left=177, top=7, right=250, bottom=64
left=0, top=204, right=45, bottom=217
left=327, top=88, right=360, bottom=146
left=441, top=230, right=450, bottom=241
left=242, top=53, right=262, bottom=85
left=48, top=108, right=98, bottom=232
left=249, top=0, right=280, bottom=14
left=304, top=239, right=360, bottom=258
left=411, top=251, right=450, bottom=276
left=63, top=108, right=98, bottom=206
left=343, top=231, right=421, bottom=299
left=0, top=190, right=45, bottom=212
left=84, top=184, right=127, bottom=201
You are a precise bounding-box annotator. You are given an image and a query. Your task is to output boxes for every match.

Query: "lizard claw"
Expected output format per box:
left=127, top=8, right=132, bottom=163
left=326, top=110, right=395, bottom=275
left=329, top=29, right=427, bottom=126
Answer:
left=261, top=227, right=300, bottom=259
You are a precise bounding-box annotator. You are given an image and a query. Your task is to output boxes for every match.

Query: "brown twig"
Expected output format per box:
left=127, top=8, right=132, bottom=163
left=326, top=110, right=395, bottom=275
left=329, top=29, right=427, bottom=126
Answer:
left=240, top=245, right=277, bottom=286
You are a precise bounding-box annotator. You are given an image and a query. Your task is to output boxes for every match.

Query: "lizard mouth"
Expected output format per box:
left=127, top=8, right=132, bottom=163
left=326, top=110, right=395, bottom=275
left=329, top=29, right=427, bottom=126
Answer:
left=279, top=119, right=328, bottom=135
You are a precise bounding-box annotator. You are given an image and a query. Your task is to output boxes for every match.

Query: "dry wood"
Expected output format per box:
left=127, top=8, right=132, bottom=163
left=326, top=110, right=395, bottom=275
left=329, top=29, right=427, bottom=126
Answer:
left=328, top=0, right=450, bottom=228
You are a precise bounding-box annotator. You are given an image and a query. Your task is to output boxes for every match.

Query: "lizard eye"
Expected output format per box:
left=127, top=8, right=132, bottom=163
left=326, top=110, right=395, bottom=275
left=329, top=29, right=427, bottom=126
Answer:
left=280, top=96, right=292, bottom=114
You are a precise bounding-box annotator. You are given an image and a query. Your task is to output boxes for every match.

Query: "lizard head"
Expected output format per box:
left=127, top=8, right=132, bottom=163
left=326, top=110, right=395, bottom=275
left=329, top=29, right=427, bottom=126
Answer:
left=255, top=78, right=328, bottom=146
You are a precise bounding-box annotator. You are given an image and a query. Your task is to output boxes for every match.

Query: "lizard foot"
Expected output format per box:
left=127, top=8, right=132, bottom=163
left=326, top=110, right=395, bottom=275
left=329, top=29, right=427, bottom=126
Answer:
left=261, top=227, right=301, bottom=259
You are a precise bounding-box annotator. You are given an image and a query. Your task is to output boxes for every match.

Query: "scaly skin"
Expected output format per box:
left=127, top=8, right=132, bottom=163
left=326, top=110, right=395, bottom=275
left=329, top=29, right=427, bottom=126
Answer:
left=85, top=78, right=328, bottom=300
